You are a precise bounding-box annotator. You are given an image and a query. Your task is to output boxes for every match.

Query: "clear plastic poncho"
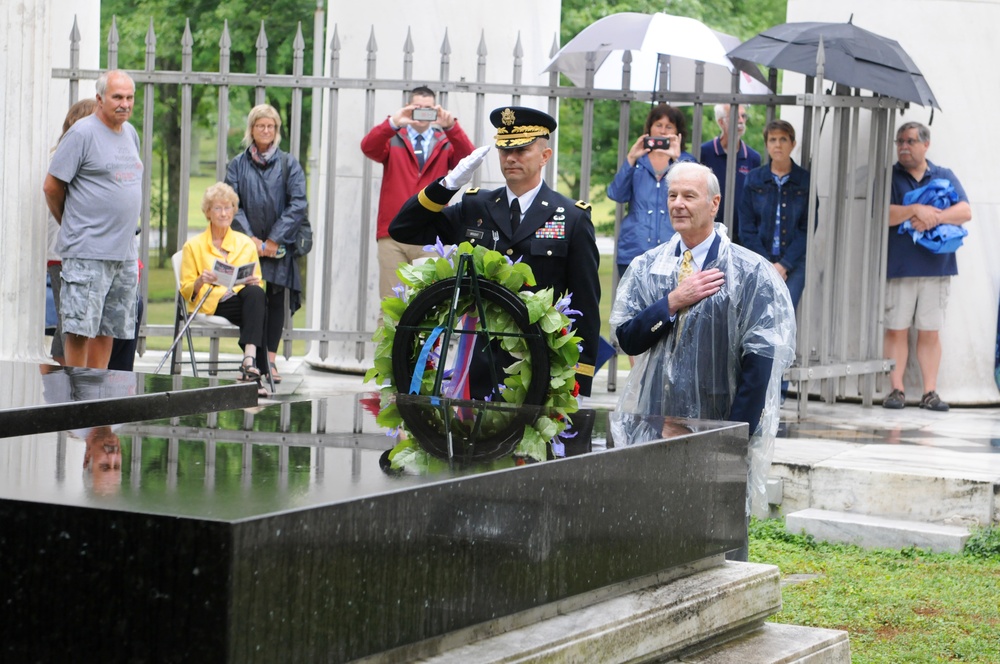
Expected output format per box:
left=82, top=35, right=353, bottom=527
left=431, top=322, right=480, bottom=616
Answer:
left=610, top=226, right=796, bottom=516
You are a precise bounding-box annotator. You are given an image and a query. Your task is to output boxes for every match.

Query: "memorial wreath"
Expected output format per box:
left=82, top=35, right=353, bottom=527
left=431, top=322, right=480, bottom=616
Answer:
left=364, top=240, right=584, bottom=470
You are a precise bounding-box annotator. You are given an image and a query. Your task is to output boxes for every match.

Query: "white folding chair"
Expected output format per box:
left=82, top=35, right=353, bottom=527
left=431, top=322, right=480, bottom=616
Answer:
left=167, top=250, right=242, bottom=376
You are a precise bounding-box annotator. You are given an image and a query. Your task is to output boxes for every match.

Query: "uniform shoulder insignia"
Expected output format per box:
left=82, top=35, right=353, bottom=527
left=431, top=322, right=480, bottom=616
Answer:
left=464, top=187, right=481, bottom=195
left=575, top=200, right=592, bottom=211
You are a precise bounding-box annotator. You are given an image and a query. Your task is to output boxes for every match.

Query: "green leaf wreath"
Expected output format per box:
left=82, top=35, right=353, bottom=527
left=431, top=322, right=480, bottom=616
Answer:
left=364, top=241, right=584, bottom=471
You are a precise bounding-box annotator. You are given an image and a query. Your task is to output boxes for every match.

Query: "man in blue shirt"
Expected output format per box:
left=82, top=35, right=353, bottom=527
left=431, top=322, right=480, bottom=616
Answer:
left=700, top=104, right=761, bottom=236
left=883, top=122, right=972, bottom=411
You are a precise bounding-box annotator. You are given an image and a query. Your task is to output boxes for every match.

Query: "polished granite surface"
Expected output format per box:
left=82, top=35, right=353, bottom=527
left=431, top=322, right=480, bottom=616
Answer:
left=0, top=360, right=258, bottom=437
left=0, top=364, right=750, bottom=663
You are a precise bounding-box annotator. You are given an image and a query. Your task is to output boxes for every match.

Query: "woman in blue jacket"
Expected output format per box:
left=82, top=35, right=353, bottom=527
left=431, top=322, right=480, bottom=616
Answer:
left=226, top=104, right=308, bottom=383
left=608, top=104, right=696, bottom=277
left=738, top=119, right=811, bottom=310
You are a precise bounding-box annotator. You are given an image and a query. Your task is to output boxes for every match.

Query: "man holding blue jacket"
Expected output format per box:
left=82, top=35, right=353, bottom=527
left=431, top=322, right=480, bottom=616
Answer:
left=882, top=122, right=972, bottom=411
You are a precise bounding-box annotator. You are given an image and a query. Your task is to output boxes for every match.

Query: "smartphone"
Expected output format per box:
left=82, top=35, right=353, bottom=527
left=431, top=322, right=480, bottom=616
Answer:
left=412, top=107, right=438, bottom=122
left=645, top=136, right=670, bottom=151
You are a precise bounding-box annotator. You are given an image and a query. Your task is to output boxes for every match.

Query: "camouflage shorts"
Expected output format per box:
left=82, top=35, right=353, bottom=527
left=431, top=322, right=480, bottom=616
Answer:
left=60, top=258, right=138, bottom=339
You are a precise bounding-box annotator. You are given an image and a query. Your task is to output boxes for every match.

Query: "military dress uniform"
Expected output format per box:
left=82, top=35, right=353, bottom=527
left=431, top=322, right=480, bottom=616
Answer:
left=388, top=107, right=601, bottom=396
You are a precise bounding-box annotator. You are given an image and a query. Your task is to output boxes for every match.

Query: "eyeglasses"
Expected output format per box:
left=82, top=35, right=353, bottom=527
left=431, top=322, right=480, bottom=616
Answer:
left=211, top=205, right=234, bottom=214
left=895, top=138, right=922, bottom=147
left=254, top=123, right=277, bottom=132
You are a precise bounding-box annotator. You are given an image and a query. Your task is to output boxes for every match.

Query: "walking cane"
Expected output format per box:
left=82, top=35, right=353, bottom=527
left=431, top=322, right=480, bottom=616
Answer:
left=154, top=285, right=215, bottom=374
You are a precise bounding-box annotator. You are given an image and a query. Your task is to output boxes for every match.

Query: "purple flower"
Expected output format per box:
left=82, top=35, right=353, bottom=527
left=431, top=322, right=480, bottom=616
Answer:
left=482, top=383, right=506, bottom=402
left=554, top=292, right=582, bottom=321
left=424, top=237, right=457, bottom=261
left=392, top=283, right=408, bottom=302
left=549, top=425, right=578, bottom=458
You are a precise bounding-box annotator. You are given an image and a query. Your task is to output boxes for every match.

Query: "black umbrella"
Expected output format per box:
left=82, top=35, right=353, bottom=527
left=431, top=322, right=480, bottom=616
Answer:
left=728, top=19, right=939, bottom=109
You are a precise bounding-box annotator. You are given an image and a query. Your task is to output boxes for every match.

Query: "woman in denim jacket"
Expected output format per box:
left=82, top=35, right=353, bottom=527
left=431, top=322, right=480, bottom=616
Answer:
left=608, top=104, right=696, bottom=277
left=738, top=119, right=812, bottom=310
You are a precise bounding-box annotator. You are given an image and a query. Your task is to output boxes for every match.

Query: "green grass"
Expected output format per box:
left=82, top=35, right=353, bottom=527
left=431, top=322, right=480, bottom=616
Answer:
left=750, top=518, right=1000, bottom=662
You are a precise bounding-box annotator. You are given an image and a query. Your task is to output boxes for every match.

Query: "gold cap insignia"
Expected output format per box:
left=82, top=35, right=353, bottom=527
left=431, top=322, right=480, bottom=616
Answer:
left=501, top=108, right=516, bottom=126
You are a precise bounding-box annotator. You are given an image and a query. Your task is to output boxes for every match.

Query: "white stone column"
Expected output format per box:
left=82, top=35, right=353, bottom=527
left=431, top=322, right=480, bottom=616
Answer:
left=0, top=1, right=53, bottom=362
left=0, top=1, right=99, bottom=364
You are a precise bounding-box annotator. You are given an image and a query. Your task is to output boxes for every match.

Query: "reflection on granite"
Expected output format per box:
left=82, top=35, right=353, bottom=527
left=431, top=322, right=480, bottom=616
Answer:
left=0, top=360, right=258, bottom=437
left=1, top=390, right=748, bottom=662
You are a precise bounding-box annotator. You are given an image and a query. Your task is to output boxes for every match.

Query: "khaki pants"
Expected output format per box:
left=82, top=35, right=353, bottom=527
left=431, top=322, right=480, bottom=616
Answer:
left=377, top=237, right=436, bottom=300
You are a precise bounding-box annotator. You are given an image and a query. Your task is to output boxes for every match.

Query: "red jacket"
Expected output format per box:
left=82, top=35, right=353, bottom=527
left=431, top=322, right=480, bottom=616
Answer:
left=360, top=118, right=475, bottom=239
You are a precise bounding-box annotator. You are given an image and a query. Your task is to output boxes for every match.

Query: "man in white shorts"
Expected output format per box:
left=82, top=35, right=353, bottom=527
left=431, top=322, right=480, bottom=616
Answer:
left=883, top=122, right=972, bottom=411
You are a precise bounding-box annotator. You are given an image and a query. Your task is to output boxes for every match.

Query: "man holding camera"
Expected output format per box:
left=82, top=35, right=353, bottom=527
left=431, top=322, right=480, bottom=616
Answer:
left=361, top=86, right=474, bottom=299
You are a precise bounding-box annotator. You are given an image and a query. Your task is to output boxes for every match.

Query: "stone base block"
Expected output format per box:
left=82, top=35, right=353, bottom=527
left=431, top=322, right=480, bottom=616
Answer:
left=809, top=465, right=995, bottom=526
left=381, top=561, right=782, bottom=664
left=677, top=622, right=850, bottom=663
left=786, top=508, right=971, bottom=553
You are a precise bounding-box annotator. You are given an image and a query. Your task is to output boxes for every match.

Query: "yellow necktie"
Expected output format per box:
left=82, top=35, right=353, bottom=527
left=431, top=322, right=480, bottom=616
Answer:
left=678, top=250, right=694, bottom=282
left=676, top=250, right=694, bottom=338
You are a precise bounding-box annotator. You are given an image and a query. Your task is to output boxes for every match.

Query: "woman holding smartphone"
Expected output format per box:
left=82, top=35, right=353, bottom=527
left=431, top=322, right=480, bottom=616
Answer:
left=608, top=103, right=696, bottom=278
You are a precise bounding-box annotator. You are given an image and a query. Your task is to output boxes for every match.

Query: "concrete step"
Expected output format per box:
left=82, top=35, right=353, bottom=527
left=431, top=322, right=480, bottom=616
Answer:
left=410, top=561, right=786, bottom=664
left=769, top=443, right=998, bottom=527
left=676, top=622, right=850, bottom=663
left=785, top=508, right=971, bottom=553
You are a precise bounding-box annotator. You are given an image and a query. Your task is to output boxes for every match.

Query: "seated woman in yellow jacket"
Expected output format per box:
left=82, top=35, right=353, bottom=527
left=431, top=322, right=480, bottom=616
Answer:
left=180, top=182, right=269, bottom=396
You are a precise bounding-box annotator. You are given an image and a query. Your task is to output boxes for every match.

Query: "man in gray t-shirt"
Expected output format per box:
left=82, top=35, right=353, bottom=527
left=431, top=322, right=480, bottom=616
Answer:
left=44, top=70, right=143, bottom=369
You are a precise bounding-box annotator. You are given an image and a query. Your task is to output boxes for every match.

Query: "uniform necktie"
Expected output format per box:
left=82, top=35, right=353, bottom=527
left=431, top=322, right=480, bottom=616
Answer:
left=414, top=134, right=425, bottom=169
left=510, top=197, right=521, bottom=233
left=678, top=250, right=694, bottom=282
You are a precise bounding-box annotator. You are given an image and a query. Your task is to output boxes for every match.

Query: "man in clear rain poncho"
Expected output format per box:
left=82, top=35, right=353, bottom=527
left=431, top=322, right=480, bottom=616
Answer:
left=610, top=163, right=796, bottom=519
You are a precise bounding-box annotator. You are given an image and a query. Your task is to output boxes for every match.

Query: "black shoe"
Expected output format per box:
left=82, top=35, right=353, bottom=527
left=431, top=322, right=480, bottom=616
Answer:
left=238, top=356, right=262, bottom=382
left=882, top=389, right=905, bottom=409
left=919, top=391, right=949, bottom=412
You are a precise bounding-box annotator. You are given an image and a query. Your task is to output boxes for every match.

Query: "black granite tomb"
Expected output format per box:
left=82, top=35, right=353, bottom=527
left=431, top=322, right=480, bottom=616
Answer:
left=0, top=366, right=748, bottom=663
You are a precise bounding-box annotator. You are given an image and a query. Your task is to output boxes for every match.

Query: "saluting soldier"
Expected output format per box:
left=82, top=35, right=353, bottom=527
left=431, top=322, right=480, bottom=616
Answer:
left=389, top=106, right=601, bottom=397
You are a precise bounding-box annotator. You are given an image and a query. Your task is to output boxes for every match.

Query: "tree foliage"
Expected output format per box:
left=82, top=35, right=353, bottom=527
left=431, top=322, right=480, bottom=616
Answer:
left=99, top=0, right=317, bottom=261
left=557, top=0, right=787, bottom=205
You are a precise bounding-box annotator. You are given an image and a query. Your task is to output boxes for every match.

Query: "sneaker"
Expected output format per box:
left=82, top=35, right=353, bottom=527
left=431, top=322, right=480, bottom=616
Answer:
left=882, top=389, right=906, bottom=409
left=919, top=390, right=949, bottom=412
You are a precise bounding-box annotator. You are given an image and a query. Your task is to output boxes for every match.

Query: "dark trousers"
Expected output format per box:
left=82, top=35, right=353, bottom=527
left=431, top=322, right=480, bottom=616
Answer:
left=215, top=284, right=269, bottom=372
left=108, top=296, right=143, bottom=372
left=264, top=283, right=289, bottom=354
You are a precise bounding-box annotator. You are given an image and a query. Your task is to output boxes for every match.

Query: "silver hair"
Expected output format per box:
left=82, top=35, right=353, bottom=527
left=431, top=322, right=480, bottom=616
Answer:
left=713, top=103, right=728, bottom=124
left=667, top=162, right=720, bottom=197
left=897, top=121, right=930, bottom=143
left=714, top=103, right=749, bottom=127
left=95, top=69, right=135, bottom=97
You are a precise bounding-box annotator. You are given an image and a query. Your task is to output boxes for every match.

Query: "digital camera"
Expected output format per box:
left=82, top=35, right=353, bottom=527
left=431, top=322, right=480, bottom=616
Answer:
left=412, top=107, right=438, bottom=122
left=645, top=136, right=670, bottom=151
